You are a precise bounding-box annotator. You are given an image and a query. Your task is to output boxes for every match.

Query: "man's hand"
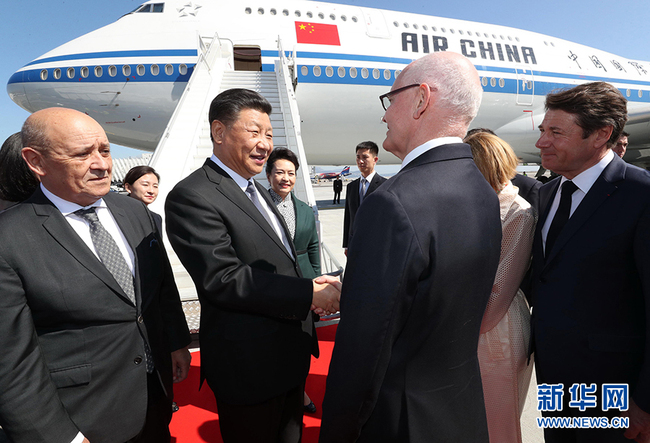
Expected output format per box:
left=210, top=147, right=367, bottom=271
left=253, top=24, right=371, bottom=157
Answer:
left=622, top=398, right=650, bottom=442
left=311, top=275, right=341, bottom=316
left=171, top=347, right=191, bottom=383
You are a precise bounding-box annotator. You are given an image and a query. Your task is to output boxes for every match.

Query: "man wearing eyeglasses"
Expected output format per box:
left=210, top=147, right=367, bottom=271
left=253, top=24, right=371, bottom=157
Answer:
left=319, top=52, right=502, bottom=443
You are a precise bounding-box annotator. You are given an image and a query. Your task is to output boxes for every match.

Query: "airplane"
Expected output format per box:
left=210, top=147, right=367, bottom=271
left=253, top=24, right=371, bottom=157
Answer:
left=7, top=0, right=650, bottom=169
left=316, top=166, right=351, bottom=180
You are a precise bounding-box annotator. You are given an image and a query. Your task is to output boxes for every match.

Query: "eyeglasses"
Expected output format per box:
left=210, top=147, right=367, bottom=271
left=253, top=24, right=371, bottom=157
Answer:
left=379, top=83, right=421, bottom=111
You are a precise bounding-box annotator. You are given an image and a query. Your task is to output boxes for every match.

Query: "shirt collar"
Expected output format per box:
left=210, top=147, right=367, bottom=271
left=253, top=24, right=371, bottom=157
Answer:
left=40, top=183, right=106, bottom=215
left=211, top=154, right=250, bottom=191
left=560, top=150, right=615, bottom=194
left=361, top=171, right=376, bottom=183
left=269, top=188, right=291, bottom=204
left=401, top=137, right=463, bottom=169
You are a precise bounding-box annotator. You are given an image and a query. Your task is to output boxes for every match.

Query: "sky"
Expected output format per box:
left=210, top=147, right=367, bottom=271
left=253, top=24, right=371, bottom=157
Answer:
left=2, top=0, right=650, bottom=160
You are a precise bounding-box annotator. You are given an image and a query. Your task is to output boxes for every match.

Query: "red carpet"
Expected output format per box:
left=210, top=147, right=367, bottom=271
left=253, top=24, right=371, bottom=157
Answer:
left=169, top=324, right=337, bottom=442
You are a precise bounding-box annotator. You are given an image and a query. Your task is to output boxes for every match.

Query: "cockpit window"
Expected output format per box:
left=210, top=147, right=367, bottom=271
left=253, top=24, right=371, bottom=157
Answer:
left=128, top=3, right=164, bottom=14
left=153, top=3, right=164, bottom=12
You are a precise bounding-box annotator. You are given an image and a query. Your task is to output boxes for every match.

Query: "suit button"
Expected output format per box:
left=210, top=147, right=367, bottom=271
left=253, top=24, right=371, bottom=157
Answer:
left=134, top=356, right=143, bottom=365
left=137, top=315, right=144, bottom=324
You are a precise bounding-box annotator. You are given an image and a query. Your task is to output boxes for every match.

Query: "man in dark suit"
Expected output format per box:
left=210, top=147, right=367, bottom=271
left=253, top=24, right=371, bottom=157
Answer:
left=332, top=176, right=342, bottom=204
left=531, top=82, right=650, bottom=442
left=165, top=89, right=340, bottom=443
left=0, top=108, right=191, bottom=443
left=342, top=141, right=387, bottom=251
left=320, top=52, right=502, bottom=442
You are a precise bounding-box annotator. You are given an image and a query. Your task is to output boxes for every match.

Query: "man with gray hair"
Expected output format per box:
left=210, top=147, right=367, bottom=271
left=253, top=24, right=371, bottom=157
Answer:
left=319, top=52, right=502, bottom=442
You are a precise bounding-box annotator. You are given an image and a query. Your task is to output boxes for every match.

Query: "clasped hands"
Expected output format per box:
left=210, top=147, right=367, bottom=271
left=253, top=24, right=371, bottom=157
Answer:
left=311, top=275, right=342, bottom=316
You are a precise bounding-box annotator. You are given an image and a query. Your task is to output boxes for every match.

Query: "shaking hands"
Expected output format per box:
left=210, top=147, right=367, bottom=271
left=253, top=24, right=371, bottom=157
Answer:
left=311, top=274, right=342, bottom=316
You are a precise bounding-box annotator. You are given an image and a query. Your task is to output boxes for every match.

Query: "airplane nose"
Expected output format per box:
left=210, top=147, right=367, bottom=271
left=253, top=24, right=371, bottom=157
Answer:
left=7, top=71, right=32, bottom=112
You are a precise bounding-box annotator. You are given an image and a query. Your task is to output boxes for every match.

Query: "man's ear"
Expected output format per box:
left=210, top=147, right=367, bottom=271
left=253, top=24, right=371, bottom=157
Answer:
left=22, top=147, right=47, bottom=179
left=413, top=84, right=431, bottom=119
left=594, top=126, right=614, bottom=150
left=211, top=120, right=226, bottom=145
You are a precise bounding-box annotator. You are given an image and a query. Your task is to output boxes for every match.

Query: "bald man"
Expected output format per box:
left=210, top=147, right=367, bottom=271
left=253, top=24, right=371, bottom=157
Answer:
left=320, top=52, right=502, bottom=442
left=0, top=108, right=190, bottom=443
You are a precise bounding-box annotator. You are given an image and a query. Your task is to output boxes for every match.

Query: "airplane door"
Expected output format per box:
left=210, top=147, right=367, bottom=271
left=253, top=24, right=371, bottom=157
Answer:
left=234, top=46, right=262, bottom=71
left=360, top=8, right=390, bottom=38
left=516, top=68, right=534, bottom=106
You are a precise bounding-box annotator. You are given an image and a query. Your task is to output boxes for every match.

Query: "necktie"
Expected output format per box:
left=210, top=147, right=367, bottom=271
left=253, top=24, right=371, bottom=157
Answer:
left=359, top=177, right=368, bottom=203
left=246, top=181, right=273, bottom=227
left=75, top=208, right=154, bottom=373
left=545, top=180, right=578, bottom=257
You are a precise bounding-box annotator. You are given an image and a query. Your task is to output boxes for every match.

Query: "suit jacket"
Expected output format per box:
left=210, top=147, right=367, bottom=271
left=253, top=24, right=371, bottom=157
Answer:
left=291, top=194, right=321, bottom=279
left=511, top=173, right=542, bottom=213
left=342, top=173, right=387, bottom=248
left=0, top=189, right=190, bottom=443
left=531, top=155, right=650, bottom=414
left=165, top=160, right=316, bottom=405
left=320, top=144, right=502, bottom=442
left=333, top=178, right=343, bottom=193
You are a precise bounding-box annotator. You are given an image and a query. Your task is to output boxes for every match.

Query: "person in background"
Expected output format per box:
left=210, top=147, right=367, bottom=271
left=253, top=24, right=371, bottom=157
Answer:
left=0, top=132, right=39, bottom=212
left=124, top=165, right=162, bottom=232
left=465, top=131, right=536, bottom=443
left=612, top=130, right=629, bottom=158
left=332, top=175, right=342, bottom=204
left=266, top=147, right=321, bottom=414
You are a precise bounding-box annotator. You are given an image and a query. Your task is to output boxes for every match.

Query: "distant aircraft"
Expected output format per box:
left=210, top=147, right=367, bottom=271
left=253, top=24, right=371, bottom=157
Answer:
left=7, top=0, right=650, bottom=166
left=316, top=166, right=351, bottom=180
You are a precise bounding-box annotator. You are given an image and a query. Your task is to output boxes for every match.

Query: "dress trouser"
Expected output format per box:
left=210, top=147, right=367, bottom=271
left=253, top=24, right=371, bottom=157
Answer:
left=126, top=372, right=173, bottom=443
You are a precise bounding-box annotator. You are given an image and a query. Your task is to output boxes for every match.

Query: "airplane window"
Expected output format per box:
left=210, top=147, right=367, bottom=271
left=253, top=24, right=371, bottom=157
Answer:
left=137, top=64, right=145, bottom=76
left=459, top=30, right=464, bottom=35
left=330, top=14, right=336, bottom=20
left=383, top=69, right=391, bottom=80
left=372, top=68, right=380, bottom=80
left=341, top=15, right=347, bottom=21
left=508, top=36, right=512, bottom=41
left=393, top=22, right=399, bottom=27
left=627, top=89, right=631, bottom=97
left=301, top=66, right=308, bottom=76
left=484, top=33, right=489, bottom=38
left=404, top=23, right=409, bottom=29
left=53, top=68, right=61, bottom=80
left=179, top=64, right=187, bottom=75
left=414, top=24, right=419, bottom=30
left=361, top=68, right=369, bottom=79
left=153, top=4, right=164, bottom=13
left=441, top=28, right=446, bottom=33
left=468, top=31, right=472, bottom=36
left=432, top=27, right=437, bottom=32
left=67, top=67, right=75, bottom=79
left=313, top=66, right=321, bottom=77
left=137, top=4, right=152, bottom=13
left=338, top=67, right=345, bottom=77
left=306, top=11, right=312, bottom=18
left=40, top=70, right=48, bottom=81
left=550, top=42, right=555, bottom=47
left=270, top=9, right=277, bottom=15
left=499, top=78, right=505, bottom=88
left=123, top=65, right=131, bottom=76
left=295, top=11, right=301, bottom=17
left=350, top=67, right=357, bottom=78
left=165, top=64, right=174, bottom=75
left=492, top=34, right=497, bottom=39
left=283, top=9, right=289, bottom=16
left=109, top=65, right=117, bottom=77
left=258, top=8, right=264, bottom=15
left=527, top=80, right=533, bottom=89
left=482, top=77, right=488, bottom=87
left=352, top=16, right=358, bottom=22
left=423, top=25, right=428, bottom=30
left=515, top=37, right=520, bottom=42
left=318, top=13, right=324, bottom=19
left=151, top=64, right=159, bottom=76
left=639, top=90, right=643, bottom=98
left=326, top=66, right=333, bottom=77
left=490, top=78, right=496, bottom=87
left=81, top=67, right=89, bottom=78
left=395, top=70, right=401, bottom=77
left=94, top=66, right=103, bottom=78
left=245, top=7, right=251, bottom=14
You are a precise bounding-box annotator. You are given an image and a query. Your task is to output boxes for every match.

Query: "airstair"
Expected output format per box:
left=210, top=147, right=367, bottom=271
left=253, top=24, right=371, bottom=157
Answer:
left=148, top=34, right=341, bottom=332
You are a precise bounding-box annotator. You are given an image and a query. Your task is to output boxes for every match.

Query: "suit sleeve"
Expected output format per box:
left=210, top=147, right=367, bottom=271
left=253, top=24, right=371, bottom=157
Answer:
left=165, top=185, right=313, bottom=319
left=0, top=253, right=79, bottom=443
left=320, top=191, right=424, bottom=442
left=306, top=211, right=321, bottom=276
left=342, top=183, right=353, bottom=248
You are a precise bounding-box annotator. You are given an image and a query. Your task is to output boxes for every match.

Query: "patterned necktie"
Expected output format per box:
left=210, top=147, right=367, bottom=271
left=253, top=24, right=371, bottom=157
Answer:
left=359, top=177, right=368, bottom=203
left=74, top=207, right=154, bottom=373
left=545, top=180, right=578, bottom=257
left=246, top=181, right=273, bottom=227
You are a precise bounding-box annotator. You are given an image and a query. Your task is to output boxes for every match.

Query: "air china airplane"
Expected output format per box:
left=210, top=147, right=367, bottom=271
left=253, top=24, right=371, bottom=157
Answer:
left=7, top=0, right=650, bottom=167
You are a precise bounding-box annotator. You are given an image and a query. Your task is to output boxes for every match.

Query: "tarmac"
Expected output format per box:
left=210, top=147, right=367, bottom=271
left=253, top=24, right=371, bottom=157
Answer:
left=312, top=181, right=544, bottom=443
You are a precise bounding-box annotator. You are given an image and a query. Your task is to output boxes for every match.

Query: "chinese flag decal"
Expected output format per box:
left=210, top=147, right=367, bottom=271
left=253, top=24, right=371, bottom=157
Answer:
left=295, top=21, right=340, bottom=46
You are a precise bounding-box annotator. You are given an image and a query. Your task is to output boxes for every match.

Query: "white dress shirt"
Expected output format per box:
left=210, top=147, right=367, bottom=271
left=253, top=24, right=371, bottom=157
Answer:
left=210, top=155, right=294, bottom=258
left=401, top=137, right=463, bottom=169
left=541, top=150, right=615, bottom=254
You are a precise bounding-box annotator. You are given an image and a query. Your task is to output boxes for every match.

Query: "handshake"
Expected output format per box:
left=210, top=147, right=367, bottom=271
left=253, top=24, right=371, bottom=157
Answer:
left=311, top=274, right=342, bottom=316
